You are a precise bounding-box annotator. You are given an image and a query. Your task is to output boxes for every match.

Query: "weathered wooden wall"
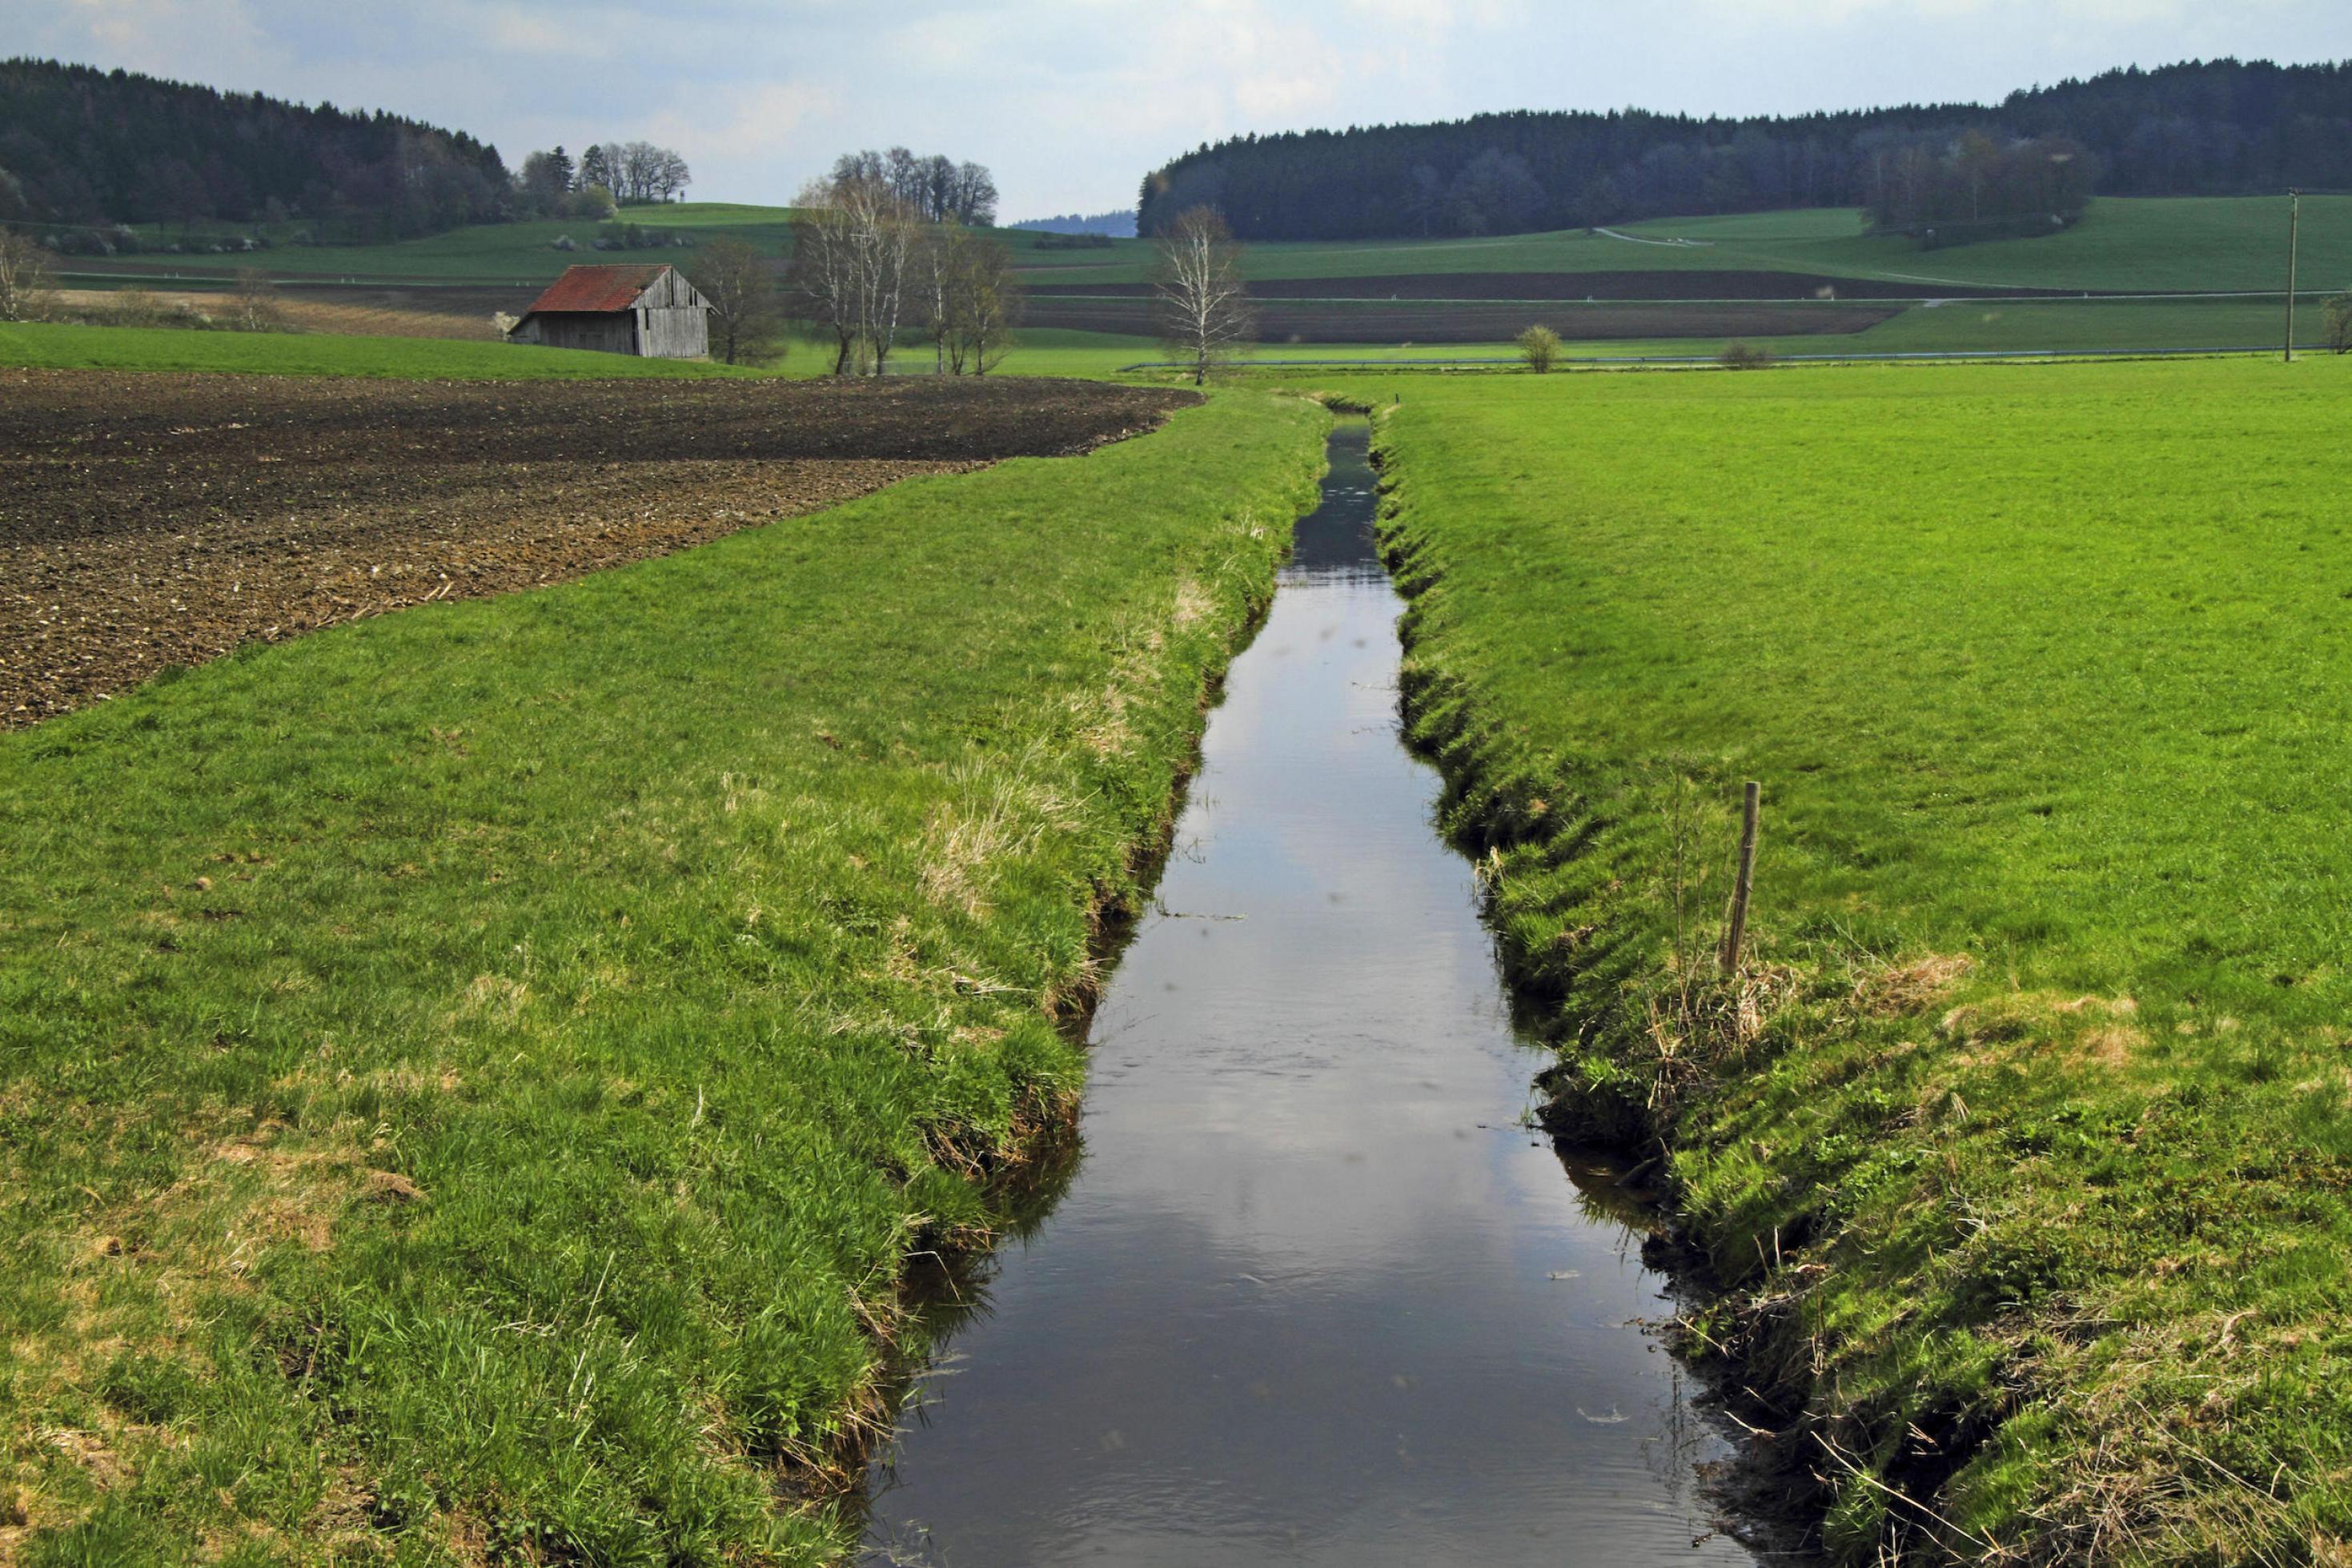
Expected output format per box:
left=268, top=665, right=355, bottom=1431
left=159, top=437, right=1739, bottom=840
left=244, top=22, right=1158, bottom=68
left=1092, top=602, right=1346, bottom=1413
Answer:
left=636, top=311, right=705, bottom=358
left=635, top=268, right=710, bottom=359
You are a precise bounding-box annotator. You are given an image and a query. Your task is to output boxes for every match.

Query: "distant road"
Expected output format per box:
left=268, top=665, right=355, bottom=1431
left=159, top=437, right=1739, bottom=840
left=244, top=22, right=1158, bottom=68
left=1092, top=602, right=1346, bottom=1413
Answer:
left=1591, top=227, right=1713, bottom=248
left=1116, top=344, right=2298, bottom=372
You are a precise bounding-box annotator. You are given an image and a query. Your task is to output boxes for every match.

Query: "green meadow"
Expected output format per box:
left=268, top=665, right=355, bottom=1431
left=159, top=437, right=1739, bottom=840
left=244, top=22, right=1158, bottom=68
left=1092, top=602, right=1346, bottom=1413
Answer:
left=0, top=320, right=1542, bottom=384
left=0, top=392, right=1326, bottom=1563
left=87, top=194, right=2351, bottom=301
left=1006, top=194, right=2352, bottom=294
left=1356, top=357, right=2352, bottom=1562
left=86, top=204, right=1116, bottom=287
left=0, top=320, right=767, bottom=379
left=91, top=203, right=798, bottom=284
left=49, top=190, right=2351, bottom=371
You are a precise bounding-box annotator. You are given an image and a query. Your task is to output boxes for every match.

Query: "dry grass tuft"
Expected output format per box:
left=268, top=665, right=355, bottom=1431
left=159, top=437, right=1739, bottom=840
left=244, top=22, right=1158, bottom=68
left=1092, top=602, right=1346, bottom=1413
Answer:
left=2078, top=1025, right=2146, bottom=1067
left=1171, top=577, right=1213, bottom=628
left=2057, top=993, right=2139, bottom=1017
left=917, top=768, right=1076, bottom=920
left=362, top=1170, right=423, bottom=1205
left=455, top=974, right=531, bottom=1022
left=1855, top=952, right=1977, bottom=1016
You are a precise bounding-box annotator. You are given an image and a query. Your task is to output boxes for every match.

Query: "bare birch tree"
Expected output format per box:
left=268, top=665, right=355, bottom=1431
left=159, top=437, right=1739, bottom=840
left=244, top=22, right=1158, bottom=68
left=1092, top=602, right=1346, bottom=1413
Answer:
left=0, top=231, right=55, bottom=323
left=786, top=174, right=917, bottom=375
left=954, top=231, right=1020, bottom=375
left=919, top=223, right=966, bottom=373
left=913, top=225, right=1022, bottom=375
left=1152, top=207, right=1253, bottom=385
left=841, top=175, right=916, bottom=375
left=787, top=181, right=861, bottom=374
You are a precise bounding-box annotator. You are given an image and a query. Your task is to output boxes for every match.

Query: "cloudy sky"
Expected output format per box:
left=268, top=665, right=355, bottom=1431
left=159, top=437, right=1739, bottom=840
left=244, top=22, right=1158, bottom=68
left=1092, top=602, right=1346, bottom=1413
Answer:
left=8, top=0, right=2351, bottom=219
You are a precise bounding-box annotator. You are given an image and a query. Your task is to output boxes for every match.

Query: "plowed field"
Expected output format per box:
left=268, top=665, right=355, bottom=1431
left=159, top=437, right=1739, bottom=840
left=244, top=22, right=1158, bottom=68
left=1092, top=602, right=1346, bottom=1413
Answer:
left=2, top=370, right=1194, bottom=724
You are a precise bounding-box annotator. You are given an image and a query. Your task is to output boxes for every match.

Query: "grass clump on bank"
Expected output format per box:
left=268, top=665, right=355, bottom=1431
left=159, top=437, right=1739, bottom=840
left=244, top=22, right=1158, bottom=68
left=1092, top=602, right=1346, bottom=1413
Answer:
left=0, top=391, right=1325, bottom=1563
left=1367, top=359, right=2352, bottom=1562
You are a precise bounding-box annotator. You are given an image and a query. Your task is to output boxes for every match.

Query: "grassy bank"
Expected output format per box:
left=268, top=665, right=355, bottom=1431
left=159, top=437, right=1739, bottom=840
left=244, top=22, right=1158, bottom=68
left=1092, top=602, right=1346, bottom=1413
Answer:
left=0, top=391, right=1327, bottom=1563
left=1363, top=359, right=2352, bottom=1562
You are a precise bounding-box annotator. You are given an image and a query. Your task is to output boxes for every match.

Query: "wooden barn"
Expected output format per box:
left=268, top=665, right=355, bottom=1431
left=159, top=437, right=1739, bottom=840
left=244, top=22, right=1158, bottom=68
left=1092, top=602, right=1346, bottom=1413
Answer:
left=508, top=263, right=710, bottom=358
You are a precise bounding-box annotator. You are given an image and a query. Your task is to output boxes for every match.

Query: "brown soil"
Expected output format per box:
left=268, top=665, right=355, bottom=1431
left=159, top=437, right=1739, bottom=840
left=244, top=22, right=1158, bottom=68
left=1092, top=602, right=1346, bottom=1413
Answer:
left=2, top=371, right=1195, bottom=726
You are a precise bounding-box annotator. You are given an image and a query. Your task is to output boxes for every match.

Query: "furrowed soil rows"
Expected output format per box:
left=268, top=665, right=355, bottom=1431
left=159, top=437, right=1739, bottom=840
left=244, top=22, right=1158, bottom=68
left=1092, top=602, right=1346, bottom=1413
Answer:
left=2, top=370, right=1194, bottom=724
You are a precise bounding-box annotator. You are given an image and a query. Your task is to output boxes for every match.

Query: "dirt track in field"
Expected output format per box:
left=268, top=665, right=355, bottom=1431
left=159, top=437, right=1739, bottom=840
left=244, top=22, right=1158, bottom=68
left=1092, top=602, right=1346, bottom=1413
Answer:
left=1, top=371, right=1196, bottom=727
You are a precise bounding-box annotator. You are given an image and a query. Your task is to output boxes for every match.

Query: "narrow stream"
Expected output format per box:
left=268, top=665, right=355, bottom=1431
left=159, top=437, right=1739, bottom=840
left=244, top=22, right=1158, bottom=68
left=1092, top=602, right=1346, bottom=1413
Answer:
left=858, top=425, right=1761, bottom=1566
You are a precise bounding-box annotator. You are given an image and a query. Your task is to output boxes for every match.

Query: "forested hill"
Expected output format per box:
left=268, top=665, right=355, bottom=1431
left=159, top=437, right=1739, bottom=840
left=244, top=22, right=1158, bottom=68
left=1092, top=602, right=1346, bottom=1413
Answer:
left=1138, top=58, right=2352, bottom=243
left=1008, top=210, right=1139, bottom=237
left=0, top=58, right=510, bottom=243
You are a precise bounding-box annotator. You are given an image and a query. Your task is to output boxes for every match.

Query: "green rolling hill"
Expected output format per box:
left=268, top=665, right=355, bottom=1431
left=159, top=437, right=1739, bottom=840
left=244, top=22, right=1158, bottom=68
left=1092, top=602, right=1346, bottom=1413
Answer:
left=55, top=194, right=2352, bottom=357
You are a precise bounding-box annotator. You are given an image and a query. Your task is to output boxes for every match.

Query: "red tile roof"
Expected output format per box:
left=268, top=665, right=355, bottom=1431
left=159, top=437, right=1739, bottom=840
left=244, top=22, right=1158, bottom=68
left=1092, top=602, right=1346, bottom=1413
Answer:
left=520, top=263, right=671, bottom=316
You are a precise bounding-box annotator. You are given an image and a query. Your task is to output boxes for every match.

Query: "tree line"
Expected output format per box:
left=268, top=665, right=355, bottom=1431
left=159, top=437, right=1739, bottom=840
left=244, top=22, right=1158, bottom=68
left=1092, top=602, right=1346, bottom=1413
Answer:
left=1138, top=58, right=2352, bottom=243
left=777, top=163, right=1017, bottom=374
left=0, top=58, right=694, bottom=250
left=1868, top=132, right=2097, bottom=245
left=516, top=141, right=692, bottom=215
left=1008, top=210, right=1138, bottom=237
left=0, top=57, right=509, bottom=246
left=685, top=154, right=1018, bottom=373
left=829, top=147, right=999, bottom=227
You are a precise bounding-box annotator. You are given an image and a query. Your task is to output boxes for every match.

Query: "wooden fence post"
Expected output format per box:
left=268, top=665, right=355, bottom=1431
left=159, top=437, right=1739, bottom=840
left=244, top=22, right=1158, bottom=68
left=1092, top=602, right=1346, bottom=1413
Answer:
left=1720, top=781, right=1761, bottom=977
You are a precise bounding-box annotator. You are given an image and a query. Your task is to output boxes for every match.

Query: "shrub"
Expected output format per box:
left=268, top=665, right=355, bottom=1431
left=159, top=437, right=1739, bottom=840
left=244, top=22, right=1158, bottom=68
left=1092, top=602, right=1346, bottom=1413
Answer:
left=558, top=186, right=616, bottom=221
left=1516, top=323, right=1561, bottom=374
left=2325, top=292, right=2352, bottom=355
left=230, top=268, right=287, bottom=332
left=1720, top=341, right=1774, bottom=371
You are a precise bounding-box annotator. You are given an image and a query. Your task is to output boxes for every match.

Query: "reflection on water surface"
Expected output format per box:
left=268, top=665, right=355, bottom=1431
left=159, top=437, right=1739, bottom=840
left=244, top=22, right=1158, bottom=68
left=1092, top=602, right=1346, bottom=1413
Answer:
left=859, top=425, right=1763, bottom=1567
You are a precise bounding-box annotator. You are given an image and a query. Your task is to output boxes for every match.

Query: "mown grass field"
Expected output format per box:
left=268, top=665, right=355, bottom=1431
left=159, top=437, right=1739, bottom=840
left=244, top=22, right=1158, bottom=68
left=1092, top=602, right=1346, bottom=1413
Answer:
left=0, top=391, right=1326, bottom=1564
left=1359, top=358, right=2352, bottom=1562
left=90, top=194, right=2350, bottom=301
left=57, top=189, right=2349, bottom=367
left=0, top=321, right=767, bottom=379
left=3, top=304, right=2326, bottom=397
left=1007, top=194, right=2352, bottom=295
left=90, top=203, right=796, bottom=284
left=0, top=319, right=1567, bottom=385
left=89, top=204, right=1112, bottom=287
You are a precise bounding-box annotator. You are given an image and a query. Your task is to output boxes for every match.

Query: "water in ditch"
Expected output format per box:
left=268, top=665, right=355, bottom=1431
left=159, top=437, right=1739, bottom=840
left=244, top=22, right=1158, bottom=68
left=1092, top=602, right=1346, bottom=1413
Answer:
left=858, top=423, right=1761, bottom=1566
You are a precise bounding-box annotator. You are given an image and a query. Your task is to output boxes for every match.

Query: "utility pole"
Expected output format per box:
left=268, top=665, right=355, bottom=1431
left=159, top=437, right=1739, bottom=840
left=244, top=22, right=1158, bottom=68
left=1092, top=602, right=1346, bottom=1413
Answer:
left=2286, top=188, right=2302, bottom=363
